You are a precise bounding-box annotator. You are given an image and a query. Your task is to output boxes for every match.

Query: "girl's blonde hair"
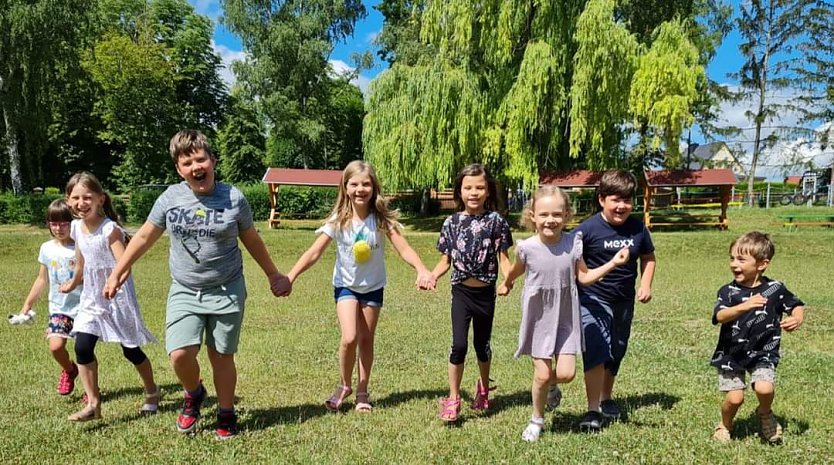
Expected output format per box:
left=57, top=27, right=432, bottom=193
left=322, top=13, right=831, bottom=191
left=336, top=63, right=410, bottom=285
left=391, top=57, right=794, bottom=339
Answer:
left=65, top=172, right=129, bottom=240
left=521, top=185, right=573, bottom=231
left=327, top=160, right=399, bottom=231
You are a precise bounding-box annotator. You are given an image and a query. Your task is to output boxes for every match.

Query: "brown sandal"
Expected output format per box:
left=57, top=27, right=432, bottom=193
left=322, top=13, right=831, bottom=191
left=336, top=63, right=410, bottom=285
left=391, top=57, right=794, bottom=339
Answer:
left=757, top=408, right=783, bottom=443
left=68, top=404, right=101, bottom=422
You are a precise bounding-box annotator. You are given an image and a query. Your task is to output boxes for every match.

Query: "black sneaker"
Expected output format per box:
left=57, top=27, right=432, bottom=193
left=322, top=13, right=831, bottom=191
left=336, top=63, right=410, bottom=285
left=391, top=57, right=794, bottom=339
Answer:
left=600, top=399, right=622, bottom=421
left=177, top=384, right=206, bottom=434
left=579, top=410, right=602, bottom=432
left=215, top=411, right=239, bottom=440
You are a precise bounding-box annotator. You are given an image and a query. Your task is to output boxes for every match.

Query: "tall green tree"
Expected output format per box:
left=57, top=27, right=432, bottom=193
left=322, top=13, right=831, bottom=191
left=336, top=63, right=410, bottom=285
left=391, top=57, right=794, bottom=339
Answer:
left=0, top=0, right=94, bottom=194
left=732, top=0, right=811, bottom=205
left=216, top=93, right=266, bottom=183
left=374, top=0, right=429, bottom=66
left=222, top=0, right=367, bottom=169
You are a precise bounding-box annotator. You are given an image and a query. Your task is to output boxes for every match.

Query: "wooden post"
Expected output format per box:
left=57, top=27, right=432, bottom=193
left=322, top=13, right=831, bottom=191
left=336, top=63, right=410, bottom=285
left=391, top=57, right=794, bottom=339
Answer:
left=643, top=183, right=652, bottom=229
left=268, top=183, right=281, bottom=229
left=719, top=185, right=730, bottom=230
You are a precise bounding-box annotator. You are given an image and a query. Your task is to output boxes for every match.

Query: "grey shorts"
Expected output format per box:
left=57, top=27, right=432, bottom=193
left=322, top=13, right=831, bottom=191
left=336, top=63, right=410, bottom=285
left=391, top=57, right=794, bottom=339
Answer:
left=165, top=275, right=246, bottom=355
left=717, top=364, right=776, bottom=392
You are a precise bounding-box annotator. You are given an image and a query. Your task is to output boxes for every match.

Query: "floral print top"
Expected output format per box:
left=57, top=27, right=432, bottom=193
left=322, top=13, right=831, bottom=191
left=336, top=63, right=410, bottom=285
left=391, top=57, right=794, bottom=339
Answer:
left=437, top=211, right=513, bottom=285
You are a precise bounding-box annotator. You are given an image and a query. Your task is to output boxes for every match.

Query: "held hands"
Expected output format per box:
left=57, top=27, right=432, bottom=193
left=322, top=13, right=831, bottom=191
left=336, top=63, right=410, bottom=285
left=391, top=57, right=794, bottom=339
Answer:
left=497, top=280, right=512, bottom=296
left=58, top=281, right=77, bottom=294
left=103, top=276, right=120, bottom=299
left=416, top=270, right=436, bottom=291
left=269, top=273, right=292, bottom=297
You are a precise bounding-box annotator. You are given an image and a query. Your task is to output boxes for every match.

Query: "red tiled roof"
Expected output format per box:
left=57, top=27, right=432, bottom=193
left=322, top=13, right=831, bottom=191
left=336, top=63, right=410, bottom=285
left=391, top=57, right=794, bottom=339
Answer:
left=784, top=175, right=802, bottom=185
left=644, top=169, right=737, bottom=187
left=538, top=170, right=603, bottom=187
left=262, top=168, right=342, bottom=186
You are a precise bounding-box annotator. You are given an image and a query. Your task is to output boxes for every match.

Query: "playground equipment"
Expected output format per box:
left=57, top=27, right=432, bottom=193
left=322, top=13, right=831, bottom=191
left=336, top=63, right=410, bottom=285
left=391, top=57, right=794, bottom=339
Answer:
left=780, top=169, right=832, bottom=206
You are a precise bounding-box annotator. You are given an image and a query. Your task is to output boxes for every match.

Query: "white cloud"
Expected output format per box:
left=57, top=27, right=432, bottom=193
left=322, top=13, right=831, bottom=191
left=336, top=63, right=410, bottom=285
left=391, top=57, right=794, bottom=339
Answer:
left=212, top=41, right=246, bottom=89
left=365, top=31, right=380, bottom=44
left=329, top=59, right=372, bottom=95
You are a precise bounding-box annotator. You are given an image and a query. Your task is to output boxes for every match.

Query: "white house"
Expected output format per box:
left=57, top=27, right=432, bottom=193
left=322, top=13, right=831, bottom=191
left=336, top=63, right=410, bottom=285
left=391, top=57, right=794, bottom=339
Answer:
left=685, top=142, right=746, bottom=177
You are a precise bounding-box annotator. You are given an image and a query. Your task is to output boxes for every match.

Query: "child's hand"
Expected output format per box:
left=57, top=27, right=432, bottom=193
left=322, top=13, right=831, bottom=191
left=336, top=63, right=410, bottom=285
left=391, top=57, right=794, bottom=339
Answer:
left=416, top=270, right=436, bottom=291
left=58, top=281, right=75, bottom=294
left=497, top=281, right=512, bottom=296
left=743, top=294, right=767, bottom=311
left=781, top=307, right=804, bottom=332
left=269, top=273, right=292, bottom=297
left=637, top=286, right=652, bottom=303
left=612, top=247, right=630, bottom=266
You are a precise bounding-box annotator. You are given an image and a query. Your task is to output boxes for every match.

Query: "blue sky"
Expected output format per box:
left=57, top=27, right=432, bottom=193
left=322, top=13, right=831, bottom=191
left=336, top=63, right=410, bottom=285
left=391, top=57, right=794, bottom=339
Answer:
left=189, top=0, right=831, bottom=177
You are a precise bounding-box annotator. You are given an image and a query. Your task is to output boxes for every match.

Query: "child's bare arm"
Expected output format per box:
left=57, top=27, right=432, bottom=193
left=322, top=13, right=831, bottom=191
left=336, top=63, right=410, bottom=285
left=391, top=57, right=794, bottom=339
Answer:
left=106, top=221, right=164, bottom=298
left=287, top=233, right=332, bottom=283
left=714, top=294, right=767, bottom=323
left=431, top=254, right=451, bottom=281
left=781, top=305, right=805, bottom=331
left=388, top=228, right=435, bottom=289
left=20, top=265, right=49, bottom=313
left=498, top=250, right=512, bottom=280
left=497, top=258, right=525, bottom=296
left=576, top=247, right=629, bottom=286
left=637, top=251, right=656, bottom=303
left=239, top=226, right=291, bottom=297
left=59, top=247, right=84, bottom=293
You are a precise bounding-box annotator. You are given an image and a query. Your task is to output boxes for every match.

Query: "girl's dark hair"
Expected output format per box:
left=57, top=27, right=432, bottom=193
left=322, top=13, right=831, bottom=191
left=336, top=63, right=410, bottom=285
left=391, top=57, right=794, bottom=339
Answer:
left=453, top=163, right=498, bottom=212
left=46, top=199, right=74, bottom=239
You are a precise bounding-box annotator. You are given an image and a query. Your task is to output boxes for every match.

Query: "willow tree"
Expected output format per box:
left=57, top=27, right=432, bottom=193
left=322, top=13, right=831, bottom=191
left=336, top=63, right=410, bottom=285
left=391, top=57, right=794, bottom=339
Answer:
left=568, top=0, right=639, bottom=169
left=629, top=20, right=703, bottom=165
left=365, top=1, right=589, bottom=191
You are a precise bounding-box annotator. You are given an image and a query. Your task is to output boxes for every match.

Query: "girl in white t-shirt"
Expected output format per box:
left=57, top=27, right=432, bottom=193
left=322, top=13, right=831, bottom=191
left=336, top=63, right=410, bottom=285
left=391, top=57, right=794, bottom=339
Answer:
left=288, top=160, right=436, bottom=412
left=18, top=199, right=83, bottom=396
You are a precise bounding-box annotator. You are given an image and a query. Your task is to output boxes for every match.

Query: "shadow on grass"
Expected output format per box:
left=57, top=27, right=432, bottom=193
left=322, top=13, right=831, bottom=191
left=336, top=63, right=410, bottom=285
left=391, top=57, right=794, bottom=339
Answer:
left=76, top=382, right=184, bottom=431
left=731, top=411, right=810, bottom=442
left=546, top=391, right=681, bottom=433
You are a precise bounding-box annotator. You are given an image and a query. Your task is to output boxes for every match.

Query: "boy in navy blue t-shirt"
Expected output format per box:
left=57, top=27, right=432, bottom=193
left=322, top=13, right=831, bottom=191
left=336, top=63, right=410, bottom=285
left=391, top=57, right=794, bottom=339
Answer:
left=574, top=170, right=656, bottom=431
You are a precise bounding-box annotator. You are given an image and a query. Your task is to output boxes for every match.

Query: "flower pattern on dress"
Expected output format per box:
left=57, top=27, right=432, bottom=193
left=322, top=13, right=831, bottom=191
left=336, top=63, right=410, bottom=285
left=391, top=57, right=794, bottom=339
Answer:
left=437, top=211, right=513, bottom=285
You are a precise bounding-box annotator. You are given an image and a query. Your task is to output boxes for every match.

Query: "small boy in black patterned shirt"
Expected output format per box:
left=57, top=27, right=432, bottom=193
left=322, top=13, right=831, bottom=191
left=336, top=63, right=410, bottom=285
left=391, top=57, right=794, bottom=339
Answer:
left=710, top=231, right=804, bottom=444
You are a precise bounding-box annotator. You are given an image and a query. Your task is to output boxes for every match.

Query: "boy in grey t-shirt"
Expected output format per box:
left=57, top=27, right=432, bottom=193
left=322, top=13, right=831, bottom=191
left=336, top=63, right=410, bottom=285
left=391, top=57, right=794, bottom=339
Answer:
left=105, top=130, right=291, bottom=439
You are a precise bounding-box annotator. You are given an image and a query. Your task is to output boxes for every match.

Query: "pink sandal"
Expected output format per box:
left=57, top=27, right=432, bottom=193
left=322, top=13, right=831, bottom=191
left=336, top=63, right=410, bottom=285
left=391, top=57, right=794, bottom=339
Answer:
left=439, top=397, right=462, bottom=422
left=472, top=379, right=496, bottom=411
left=325, top=385, right=352, bottom=412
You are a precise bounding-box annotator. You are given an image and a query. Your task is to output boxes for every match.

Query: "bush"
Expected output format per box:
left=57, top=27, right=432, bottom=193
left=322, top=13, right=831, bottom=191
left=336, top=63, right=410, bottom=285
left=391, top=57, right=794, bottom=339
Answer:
left=236, top=184, right=336, bottom=221
left=237, top=183, right=271, bottom=221
left=127, top=189, right=164, bottom=223
left=388, top=191, right=423, bottom=216
left=0, top=193, right=64, bottom=224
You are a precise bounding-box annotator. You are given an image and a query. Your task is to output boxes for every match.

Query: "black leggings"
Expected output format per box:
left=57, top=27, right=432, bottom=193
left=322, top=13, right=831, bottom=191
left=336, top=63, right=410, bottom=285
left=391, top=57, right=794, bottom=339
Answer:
left=75, top=332, right=148, bottom=366
left=449, top=283, right=496, bottom=365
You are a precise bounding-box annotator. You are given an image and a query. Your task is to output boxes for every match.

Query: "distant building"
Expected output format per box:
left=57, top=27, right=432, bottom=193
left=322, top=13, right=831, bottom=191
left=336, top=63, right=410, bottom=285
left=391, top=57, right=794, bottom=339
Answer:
left=685, top=142, right=746, bottom=177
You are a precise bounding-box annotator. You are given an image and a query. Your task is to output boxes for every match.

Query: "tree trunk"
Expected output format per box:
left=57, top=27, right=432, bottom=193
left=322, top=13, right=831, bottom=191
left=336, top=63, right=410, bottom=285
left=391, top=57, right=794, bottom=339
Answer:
left=2, top=105, right=23, bottom=195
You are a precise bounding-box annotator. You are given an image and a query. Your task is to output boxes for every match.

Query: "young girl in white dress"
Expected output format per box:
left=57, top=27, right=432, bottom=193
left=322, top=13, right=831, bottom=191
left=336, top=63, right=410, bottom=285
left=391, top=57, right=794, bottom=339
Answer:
left=60, top=172, right=159, bottom=421
left=498, top=185, right=628, bottom=442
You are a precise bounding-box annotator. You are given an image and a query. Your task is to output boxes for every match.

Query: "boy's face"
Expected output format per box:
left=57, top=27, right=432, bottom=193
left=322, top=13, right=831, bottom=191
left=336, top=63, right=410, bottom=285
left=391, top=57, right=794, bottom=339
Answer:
left=729, top=246, right=769, bottom=286
left=599, top=194, right=632, bottom=226
left=176, top=149, right=216, bottom=194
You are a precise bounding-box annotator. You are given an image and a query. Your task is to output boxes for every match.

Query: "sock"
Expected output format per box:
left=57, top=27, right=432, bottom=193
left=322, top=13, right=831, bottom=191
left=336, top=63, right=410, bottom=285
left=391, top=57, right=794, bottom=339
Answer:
left=219, top=407, right=235, bottom=415
left=187, top=384, right=204, bottom=398
left=531, top=415, right=544, bottom=427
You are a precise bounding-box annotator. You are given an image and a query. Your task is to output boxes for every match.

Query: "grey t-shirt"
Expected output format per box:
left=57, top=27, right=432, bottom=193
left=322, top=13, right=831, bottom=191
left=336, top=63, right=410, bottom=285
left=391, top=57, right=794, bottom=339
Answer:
left=148, top=182, right=253, bottom=289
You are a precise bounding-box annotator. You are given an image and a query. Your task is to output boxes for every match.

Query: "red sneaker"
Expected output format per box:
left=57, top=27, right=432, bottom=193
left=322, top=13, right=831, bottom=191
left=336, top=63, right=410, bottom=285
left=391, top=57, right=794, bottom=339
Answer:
left=57, top=364, right=78, bottom=396
left=215, top=411, right=239, bottom=440
left=177, top=385, right=206, bottom=434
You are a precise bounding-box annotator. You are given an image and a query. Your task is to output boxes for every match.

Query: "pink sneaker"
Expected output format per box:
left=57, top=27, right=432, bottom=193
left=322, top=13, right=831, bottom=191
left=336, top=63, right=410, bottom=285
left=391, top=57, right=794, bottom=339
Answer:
left=472, top=379, right=495, bottom=411
left=57, top=364, right=78, bottom=396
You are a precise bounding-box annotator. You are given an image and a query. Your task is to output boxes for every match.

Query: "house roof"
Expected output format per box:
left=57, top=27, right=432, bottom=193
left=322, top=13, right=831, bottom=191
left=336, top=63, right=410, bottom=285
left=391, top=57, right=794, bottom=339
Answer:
left=538, top=170, right=602, bottom=188
left=687, top=142, right=730, bottom=161
left=262, top=168, right=342, bottom=186
left=644, top=169, right=737, bottom=187
left=784, top=175, right=802, bottom=185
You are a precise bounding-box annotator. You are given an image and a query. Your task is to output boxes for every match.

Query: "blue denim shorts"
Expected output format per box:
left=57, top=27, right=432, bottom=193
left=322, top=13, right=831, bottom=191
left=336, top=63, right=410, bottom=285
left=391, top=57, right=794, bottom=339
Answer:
left=581, top=294, right=635, bottom=376
left=334, top=287, right=384, bottom=308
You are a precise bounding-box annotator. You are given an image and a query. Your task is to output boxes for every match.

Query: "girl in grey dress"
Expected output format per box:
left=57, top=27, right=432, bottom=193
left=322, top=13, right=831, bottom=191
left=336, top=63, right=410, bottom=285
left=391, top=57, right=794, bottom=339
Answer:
left=499, top=185, right=628, bottom=442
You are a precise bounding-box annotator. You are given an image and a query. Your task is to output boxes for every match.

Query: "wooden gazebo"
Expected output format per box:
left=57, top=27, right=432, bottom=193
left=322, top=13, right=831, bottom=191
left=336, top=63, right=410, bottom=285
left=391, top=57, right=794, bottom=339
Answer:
left=262, top=168, right=342, bottom=228
left=642, top=169, right=737, bottom=230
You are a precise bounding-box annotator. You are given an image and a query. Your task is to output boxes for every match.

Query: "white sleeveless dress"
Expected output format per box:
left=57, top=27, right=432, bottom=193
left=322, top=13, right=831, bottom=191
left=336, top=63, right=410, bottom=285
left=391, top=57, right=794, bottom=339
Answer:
left=70, top=219, right=155, bottom=347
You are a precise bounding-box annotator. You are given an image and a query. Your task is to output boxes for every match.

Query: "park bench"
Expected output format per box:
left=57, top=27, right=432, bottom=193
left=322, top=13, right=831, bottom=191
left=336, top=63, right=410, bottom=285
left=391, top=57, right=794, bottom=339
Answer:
left=646, top=210, right=728, bottom=229
left=780, top=213, right=834, bottom=231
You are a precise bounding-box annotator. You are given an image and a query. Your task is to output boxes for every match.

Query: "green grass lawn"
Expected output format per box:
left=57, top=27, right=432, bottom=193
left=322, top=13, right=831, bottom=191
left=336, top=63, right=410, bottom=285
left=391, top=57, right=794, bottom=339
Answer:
left=1, top=206, right=832, bottom=464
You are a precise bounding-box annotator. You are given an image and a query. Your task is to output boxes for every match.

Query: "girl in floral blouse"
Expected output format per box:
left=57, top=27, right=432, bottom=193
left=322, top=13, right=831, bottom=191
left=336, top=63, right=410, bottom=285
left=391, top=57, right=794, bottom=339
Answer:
left=430, top=163, right=513, bottom=422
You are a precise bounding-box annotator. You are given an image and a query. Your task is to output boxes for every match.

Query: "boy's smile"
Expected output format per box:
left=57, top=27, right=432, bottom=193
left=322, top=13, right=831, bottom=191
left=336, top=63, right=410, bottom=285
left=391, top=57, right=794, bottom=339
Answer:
left=176, top=149, right=216, bottom=194
left=599, top=195, right=632, bottom=226
left=729, top=247, right=769, bottom=287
